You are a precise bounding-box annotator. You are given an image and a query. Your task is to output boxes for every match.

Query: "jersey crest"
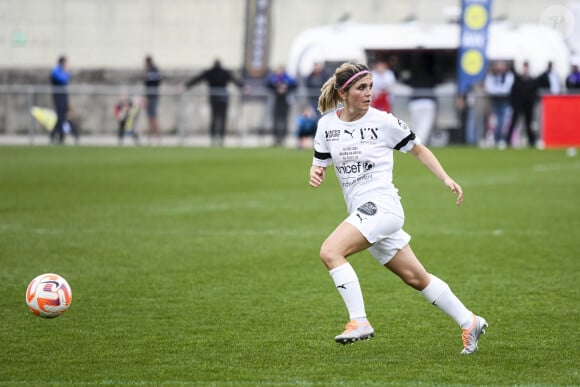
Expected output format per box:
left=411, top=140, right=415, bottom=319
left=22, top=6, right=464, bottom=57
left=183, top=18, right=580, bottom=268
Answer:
left=397, top=119, right=409, bottom=131
left=357, top=202, right=378, bottom=216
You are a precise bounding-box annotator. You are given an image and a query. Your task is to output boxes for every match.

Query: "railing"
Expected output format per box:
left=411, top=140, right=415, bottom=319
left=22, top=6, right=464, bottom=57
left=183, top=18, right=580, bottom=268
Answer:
left=0, top=84, right=273, bottom=145
left=0, top=83, right=491, bottom=146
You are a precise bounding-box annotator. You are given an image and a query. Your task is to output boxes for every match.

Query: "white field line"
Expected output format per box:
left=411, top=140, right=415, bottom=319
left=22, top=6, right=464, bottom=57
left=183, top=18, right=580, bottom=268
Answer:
left=531, top=162, right=580, bottom=172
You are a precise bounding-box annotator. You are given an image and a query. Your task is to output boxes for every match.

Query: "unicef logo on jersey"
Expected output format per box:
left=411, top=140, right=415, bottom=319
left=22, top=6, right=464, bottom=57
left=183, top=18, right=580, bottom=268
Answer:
left=335, top=161, right=375, bottom=175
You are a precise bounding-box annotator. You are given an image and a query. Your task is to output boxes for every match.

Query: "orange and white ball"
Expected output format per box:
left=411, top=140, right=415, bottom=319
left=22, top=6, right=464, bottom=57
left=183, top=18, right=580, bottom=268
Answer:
left=26, top=273, right=72, bottom=318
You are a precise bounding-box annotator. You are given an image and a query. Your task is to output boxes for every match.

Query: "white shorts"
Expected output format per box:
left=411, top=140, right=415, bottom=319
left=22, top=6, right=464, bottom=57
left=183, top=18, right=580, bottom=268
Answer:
left=344, top=196, right=411, bottom=265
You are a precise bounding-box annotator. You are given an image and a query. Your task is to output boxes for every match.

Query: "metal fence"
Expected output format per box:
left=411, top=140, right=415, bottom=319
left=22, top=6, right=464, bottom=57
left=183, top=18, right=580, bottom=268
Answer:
left=0, top=83, right=489, bottom=146
left=0, top=84, right=272, bottom=145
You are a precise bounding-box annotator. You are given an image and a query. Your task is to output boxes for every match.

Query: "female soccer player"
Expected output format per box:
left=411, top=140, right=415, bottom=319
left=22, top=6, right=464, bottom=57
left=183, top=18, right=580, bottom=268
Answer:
left=309, top=63, right=487, bottom=354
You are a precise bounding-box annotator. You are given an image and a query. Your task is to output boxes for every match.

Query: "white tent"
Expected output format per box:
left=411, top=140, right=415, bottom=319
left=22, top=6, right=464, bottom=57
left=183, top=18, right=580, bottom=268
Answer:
left=287, top=22, right=570, bottom=80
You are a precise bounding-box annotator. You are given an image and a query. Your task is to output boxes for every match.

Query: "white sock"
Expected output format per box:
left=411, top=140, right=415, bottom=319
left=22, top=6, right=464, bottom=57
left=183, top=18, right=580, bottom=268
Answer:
left=329, top=263, right=366, bottom=320
left=420, top=274, right=473, bottom=329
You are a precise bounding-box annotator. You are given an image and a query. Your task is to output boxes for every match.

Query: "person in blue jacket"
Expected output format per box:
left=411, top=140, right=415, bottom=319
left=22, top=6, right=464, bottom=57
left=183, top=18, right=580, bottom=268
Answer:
left=50, top=55, right=78, bottom=144
left=266, top=66, right=297, bottom=146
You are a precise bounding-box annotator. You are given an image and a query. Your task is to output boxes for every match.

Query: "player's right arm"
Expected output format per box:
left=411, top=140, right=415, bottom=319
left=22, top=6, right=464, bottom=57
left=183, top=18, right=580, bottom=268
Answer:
left=310, top=114, right=332, bottom=188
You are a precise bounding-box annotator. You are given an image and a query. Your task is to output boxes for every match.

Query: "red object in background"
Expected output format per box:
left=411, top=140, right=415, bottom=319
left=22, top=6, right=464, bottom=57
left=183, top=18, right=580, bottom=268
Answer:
left=371, top=92, right=391, bottom=113
left=541, top=95, right=580, bottom=148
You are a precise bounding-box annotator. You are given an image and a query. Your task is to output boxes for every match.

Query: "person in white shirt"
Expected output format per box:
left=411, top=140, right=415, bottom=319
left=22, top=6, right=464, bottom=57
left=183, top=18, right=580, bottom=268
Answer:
left=484, top=61, right=515, bottom=148
left=309, top=62, right=487, bottom=354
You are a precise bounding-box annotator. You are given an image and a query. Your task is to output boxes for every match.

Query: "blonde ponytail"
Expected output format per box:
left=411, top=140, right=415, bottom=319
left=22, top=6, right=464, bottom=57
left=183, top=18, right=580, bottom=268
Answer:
left=317, top=76, right=339, bottom=114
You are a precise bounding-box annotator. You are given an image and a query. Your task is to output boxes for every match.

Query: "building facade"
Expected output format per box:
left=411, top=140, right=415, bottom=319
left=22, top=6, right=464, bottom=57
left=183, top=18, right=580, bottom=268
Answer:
left=0, top=0, right=576, bottom=72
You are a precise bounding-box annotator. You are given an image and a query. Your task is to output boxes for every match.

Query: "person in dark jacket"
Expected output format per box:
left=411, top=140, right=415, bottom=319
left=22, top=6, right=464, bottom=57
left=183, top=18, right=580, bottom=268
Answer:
left=50, top=55, right=78, bottom=144
left=536, top=61, right=561, bottom=94
left=304, top=62, right=327, bottom=115
left=179, top=60, right=244, bottom=146
left=506, top=61, right=538, bottom=148
left=144, top=56, right=162, bottom=144
left=405, top=53, right=440, bottom=145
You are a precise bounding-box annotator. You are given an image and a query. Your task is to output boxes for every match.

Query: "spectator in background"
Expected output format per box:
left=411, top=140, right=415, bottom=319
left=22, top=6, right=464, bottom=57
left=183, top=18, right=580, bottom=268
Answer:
left=304, top=62, right=327, bottom=115
left=50, top=55, right=79, bottom=144
left=484, top=61, right=515, bottom=149
left=506, top=61, right=537, bottom=148
left=371, top=60, right=396, bottom=112
left=114, top=95, right=141, bottom=146
left=456, top=91, right=471, bottom=145
left=405, top=53, right=439, bottom=145
left=179, top=59, right=244, bottom=146
left=266, top=66, right=297, bottom=146
left=459, top=82, right=486, bottom=146
left=536, top=61, right=561, bottom=95
left=534, top=61, right=560, bottom=150
left=144, top=56, right=162, bottom=144
left=565, top=61, right=580, bottom=91
left=295, top=104, right=317, bottom=150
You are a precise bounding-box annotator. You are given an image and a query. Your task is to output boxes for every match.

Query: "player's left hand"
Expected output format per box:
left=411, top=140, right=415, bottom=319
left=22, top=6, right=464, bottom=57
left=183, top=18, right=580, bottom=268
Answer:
left=444, top=178, right=463, bottom=206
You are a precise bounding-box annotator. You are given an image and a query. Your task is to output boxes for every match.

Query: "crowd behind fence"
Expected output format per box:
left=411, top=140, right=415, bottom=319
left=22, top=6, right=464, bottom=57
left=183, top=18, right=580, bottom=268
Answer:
left=0, top=83, right=541, bottom=147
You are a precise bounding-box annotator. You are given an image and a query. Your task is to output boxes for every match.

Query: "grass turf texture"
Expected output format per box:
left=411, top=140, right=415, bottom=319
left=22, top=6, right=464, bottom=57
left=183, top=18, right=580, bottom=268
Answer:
left=0, top=146, right=578, bottom=386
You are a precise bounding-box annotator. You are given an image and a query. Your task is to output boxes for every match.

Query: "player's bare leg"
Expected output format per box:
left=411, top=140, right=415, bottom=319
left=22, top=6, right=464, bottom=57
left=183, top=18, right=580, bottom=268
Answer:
left=386, top=244, right=487, bottom=354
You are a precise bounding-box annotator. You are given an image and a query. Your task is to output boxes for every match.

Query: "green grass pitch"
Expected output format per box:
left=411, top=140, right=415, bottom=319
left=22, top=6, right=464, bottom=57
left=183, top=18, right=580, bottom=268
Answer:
left=0, top=145, right=578, bottom=386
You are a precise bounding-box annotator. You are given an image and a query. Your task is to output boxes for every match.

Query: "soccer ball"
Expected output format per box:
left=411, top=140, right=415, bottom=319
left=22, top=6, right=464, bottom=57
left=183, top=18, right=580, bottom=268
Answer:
left=26, top=273, right=72, bottom=318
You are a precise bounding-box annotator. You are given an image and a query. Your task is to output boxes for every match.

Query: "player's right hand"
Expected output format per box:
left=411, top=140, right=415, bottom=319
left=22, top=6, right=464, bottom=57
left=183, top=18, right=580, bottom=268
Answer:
left=309, top=166, right=325, bottom=188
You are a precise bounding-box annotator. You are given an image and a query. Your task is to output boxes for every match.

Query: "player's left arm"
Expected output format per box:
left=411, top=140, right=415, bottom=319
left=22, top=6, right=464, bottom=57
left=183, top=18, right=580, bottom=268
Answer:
left=410, top=144, right=463, bottom=206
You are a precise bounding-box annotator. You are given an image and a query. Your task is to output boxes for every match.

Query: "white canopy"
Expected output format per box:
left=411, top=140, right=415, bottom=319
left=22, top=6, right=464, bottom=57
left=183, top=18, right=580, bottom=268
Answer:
left=287, top=22, right=570, bottom=80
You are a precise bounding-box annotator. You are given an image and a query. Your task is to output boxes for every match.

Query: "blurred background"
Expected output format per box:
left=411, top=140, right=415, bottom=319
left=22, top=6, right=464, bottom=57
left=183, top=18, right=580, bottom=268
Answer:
left=0, top=0, right=579, bottom=147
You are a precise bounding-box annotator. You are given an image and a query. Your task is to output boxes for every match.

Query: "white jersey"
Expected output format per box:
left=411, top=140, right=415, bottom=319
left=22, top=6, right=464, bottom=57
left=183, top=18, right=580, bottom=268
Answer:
left=313, top=107, right=421, bottom=213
